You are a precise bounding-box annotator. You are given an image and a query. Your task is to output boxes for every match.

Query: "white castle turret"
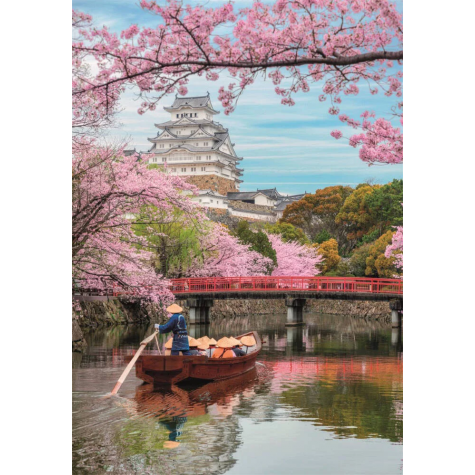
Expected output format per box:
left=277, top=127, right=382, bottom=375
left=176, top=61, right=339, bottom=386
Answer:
left=147, top=93, right=243, bottom=195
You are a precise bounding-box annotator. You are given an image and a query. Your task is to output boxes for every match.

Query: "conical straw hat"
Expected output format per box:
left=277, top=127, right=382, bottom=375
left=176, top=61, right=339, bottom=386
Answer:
left=198, top=336, right=210, bottom=344
left=208, top=338, right=217, bottom=346
left=166, top=303, right=183, bottom=313
left=240, top=335, right=256, bottom=347
left=188, top=336, right=200, bottom=347
left=229, top=337, right=242, bottom=347
left=165, top=337, right=174, bottom=349
left=216, top=337, right=233, bottom=348
left=197, top=342, right=209, bottom=350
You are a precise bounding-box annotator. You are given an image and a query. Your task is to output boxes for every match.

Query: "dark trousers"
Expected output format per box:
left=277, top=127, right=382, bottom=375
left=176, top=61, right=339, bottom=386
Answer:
left=171, top=350, right=193, bottom=356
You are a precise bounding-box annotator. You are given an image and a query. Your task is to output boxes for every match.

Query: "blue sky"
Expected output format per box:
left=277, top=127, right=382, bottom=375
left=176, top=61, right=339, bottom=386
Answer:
left=74, top=0, right=403, bottom=195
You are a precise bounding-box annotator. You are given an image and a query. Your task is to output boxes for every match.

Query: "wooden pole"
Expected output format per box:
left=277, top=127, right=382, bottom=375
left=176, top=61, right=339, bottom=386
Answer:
left=108, top=331, right=158, bottom=396
left=154, top=334, right=161, bottom=355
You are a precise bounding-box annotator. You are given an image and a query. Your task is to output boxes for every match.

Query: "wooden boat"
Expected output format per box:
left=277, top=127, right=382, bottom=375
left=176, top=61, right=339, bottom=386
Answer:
left=126, top=331, right=261, bottom=386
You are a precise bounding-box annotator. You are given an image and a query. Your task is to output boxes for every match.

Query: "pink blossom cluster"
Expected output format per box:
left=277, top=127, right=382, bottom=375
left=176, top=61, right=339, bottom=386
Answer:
left=188, top=224, right=273, bottom=277
left=267, top=234, right=323, bottom=276
left=333, top=109, right=403, bottom=164
left=73, top=1, right=403, bottom=165
left=385, top=226, right=403, bottom=273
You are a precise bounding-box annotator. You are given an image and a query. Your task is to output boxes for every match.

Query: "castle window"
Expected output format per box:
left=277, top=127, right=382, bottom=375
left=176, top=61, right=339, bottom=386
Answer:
left=171, top=168, right=176, bottom=172
left=181, top=168, right=186, bottom=172
left=204, top=142, right=209, bottom=146
left=159, top=144, right=164, bottom=148
left=169, top=144, right=172, bottom=147
left=195, top=143, right=199, bottom=146
left=162, top=158, right=167, bottom=162
left=176, top=114, right=179, bottom=118
left=210, top=200, right=213, bottom=203
left=191, top=167, right=196, bottom=172
left=201, top=167, right=206, bottom=171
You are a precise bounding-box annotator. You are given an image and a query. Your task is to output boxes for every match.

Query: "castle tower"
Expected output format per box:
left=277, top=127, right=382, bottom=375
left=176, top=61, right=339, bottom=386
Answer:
left=147, top=93, right=243, bottom=195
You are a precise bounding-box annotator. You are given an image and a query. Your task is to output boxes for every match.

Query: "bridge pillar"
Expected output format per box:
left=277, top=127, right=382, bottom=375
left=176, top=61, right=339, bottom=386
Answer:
left=286, top=326, right=305, bottom=355
left=186, top=298, right=214, bottom=325
left=285, top=298, right=306, bottom=326
left=389, top=299, right=403, bottom=328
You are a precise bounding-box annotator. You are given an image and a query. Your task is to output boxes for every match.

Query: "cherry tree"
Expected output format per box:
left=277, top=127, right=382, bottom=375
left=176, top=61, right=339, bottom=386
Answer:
left=73, top=0, right=403, bottom=164
left=72, top=143, right=200, bottom=302
left=267, top=233, right=323, bottom=276
left=188, top=224, right=273, bottom=277
left=73, top=11, right=204, bottom=303
left=384, top=225, right=403, bottom=273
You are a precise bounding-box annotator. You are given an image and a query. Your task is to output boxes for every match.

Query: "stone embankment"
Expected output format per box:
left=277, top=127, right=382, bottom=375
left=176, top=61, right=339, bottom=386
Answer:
left=176, top=298, right=391, bottom=322
left=73, top=297, right=391, bottom=350
left=72, top=299, right=166, bottom=351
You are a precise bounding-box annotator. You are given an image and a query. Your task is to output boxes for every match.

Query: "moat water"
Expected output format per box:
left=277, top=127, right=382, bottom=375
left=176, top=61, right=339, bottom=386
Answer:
left=72, top=313, right=403, bottom=474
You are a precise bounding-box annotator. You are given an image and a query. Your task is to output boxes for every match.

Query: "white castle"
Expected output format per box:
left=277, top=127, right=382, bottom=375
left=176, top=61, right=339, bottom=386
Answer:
left=143, top=94, right=305, bottom=222
left=147, top=93, right=243, bottom=195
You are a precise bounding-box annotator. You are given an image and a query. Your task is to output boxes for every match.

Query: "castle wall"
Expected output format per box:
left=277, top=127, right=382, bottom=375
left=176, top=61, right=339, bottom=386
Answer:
left=185, top=175, right=238, bottom=195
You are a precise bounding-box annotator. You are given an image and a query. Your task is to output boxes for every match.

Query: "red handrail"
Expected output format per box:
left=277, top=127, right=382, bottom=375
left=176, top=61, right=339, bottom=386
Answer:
left=74, top=276, right=402, bottom=297
left=168, top=276, right=402, bottom=295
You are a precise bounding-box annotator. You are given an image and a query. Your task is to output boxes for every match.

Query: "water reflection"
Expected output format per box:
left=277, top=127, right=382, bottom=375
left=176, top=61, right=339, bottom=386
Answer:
left=73, top=313, right=402, bottom=474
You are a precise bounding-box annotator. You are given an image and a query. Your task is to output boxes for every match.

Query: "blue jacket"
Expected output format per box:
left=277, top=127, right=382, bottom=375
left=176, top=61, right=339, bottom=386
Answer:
left=159, top=313, right=190, bottom=351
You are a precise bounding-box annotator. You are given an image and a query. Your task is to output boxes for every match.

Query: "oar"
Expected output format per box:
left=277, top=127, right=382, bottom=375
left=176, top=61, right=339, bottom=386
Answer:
left=154, top=333, right=161, bottom=355
left=107, top=331, right=158, bottom=397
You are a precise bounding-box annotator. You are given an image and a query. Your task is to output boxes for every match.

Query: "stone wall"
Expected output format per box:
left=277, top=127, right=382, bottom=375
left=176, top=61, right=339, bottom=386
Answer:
left=72, top=313, right=87, bottom=352
left=176, top=298, right=391, bottom=321
left=307, top=299, right=391, bottom=319
left=74, top=299, right=166, bottom=329
left=184, top=175, right=237, bottom=195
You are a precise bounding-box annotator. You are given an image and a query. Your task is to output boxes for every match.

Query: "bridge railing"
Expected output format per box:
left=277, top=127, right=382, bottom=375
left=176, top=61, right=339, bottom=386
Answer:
left=169, top=276, right=403, bottom=295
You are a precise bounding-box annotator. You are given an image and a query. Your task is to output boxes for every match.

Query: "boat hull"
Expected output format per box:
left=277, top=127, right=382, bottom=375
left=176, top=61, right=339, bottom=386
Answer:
left=128, top=331, right=261, bottom=386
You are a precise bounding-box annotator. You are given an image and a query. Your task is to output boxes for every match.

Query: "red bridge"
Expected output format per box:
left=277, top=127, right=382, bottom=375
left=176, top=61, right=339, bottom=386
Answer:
left=168, top=276, right=403, bottom=327
left=170, top=276, right=402, bottom=296
left=75, top=276, right=403, bottom=327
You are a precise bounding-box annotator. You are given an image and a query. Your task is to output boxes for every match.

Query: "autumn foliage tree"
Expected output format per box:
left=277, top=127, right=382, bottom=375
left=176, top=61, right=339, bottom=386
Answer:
left=281, top=186, right=353, bottom=246
left=335, top=184, right=380, bottom=241
left=315, top=238, right=341, bottom=274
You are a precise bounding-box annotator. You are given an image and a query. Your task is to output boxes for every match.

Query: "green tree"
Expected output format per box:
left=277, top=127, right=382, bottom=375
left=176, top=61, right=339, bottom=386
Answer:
left=265, top=222, right=309, bottom=245
left=234, top=220, right=277, bottom=274
left=133, top=207, right=205, bottom=277
left=314, top=229, right=333, bottom=244
left=364, top=179, right=403, bottom=236
left=324, top=259, right=354, bottom=277
left=349, top=243, right=372, bottom=277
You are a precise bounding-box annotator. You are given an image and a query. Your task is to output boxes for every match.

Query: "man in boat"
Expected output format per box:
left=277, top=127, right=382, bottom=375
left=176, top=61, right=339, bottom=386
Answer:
left=155, top=304, right=192, bottom=356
